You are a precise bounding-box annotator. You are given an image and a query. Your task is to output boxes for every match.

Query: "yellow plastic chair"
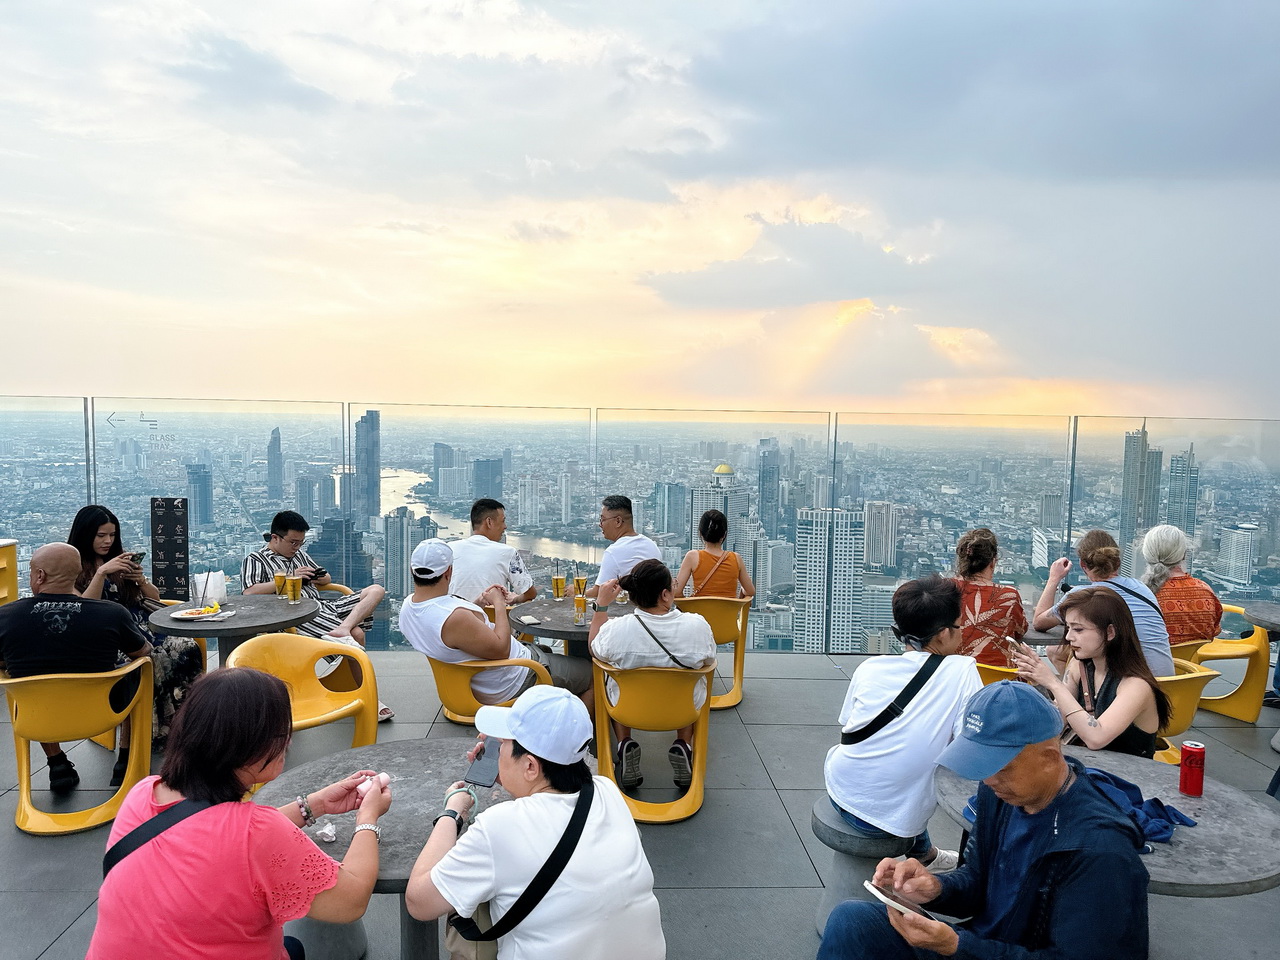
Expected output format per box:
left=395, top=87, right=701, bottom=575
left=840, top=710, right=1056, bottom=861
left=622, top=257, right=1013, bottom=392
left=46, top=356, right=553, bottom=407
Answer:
left=1153, top=658, right=1222, bottom=764
left=225, top=633, right=380, bottom=748
left=674, top=597, right=751, bottom=709
left=1191, top=604, right=1271, bottom=723
left=976, top=662, right=1019, bottom=685
left=317, top=582, right=354, bottom=597
left=1169, top=639, right=1211, bottom=662
left=0, top=658, right=153, bottom=835
left=0, top=539, right=17, bottom=606
left=428, top=656, right=553, bottom=725
left=593, top=658, right=715, bottom=823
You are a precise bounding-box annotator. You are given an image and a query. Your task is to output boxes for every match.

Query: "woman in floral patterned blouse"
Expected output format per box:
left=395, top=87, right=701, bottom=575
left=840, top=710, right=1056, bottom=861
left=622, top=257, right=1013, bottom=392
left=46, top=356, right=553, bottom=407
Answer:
left=952, top=528, right=1027, bottom=667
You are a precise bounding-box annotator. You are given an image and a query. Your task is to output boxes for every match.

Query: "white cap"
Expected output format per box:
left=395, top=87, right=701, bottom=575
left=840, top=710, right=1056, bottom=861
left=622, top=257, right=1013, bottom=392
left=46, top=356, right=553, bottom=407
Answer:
left=475, top=686, right=593, bottom=765
left=411, top=538, right=453, bottom=578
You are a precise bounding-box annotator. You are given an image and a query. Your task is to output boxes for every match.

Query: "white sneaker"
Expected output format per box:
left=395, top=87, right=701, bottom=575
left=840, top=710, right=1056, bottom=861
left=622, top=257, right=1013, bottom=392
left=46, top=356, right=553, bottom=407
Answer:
left=926, top=849, right=959, bottom=873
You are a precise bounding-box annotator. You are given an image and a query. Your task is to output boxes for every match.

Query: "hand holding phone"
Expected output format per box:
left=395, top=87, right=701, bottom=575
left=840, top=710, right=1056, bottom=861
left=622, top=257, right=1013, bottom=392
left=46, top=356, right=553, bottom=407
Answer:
left=129, top=551, right=146, bottom=563
left=863, top=880, right=938, bottom=920
left=464, top=742, right=500, bottom=788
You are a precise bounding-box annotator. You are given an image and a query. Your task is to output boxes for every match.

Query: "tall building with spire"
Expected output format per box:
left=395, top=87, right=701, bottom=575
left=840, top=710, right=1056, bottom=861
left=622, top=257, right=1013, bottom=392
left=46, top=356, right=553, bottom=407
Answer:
left=353, top=410, right=381, bottom=526
left=1119, top=421, right=1162, bottom=556
left=757, top=438, right=782, bottom=538
left=267, top=427, right=283, bottom=500
left=1167, top=445, right=1200, bottom=537
left=690, top=464, right=751, bottom=552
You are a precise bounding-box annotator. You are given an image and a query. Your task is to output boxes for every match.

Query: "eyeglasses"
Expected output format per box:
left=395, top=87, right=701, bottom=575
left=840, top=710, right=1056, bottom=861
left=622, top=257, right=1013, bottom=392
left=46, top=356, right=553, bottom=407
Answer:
left=277, top=536, right=306, bottom=548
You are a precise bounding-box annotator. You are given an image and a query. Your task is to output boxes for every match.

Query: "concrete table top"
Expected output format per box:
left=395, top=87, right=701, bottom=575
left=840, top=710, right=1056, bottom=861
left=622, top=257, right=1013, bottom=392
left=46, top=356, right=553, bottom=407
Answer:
left=513, top=596, right=634, bottom=658
left=1241, top=601, right=1280, bottom=634
left=935, top=746, right=1280, bottom=898
left=149, top=595, right=320, bottom=663
left=257, top=737, right=502, bottom=960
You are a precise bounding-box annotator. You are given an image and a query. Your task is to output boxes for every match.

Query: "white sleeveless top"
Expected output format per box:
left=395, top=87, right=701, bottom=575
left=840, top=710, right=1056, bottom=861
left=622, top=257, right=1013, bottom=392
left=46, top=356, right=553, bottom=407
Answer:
left=398, top=595, right=531, bottom=703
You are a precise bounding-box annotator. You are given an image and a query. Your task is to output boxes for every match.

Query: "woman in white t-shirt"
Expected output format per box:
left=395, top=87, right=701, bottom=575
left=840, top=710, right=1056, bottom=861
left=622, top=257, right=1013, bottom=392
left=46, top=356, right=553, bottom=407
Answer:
left=405, top=686, right=665, bottom=960
left=824, top=575, right=982, bottom=873
left=589, top=559, right=716, bottom=793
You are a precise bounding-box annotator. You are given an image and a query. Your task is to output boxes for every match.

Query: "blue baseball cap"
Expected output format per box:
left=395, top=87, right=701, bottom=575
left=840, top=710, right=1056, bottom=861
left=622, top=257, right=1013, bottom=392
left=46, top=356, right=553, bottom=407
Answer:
left=937, top=681, right=1063, bottom=780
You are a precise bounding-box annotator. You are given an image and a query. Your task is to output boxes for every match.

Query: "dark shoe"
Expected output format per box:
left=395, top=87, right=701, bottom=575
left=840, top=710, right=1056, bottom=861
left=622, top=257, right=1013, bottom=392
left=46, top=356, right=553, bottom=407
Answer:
left=1263, top=692, right=1280, bottom=709
left=668, top=739, right=693, bottom=790
left=617, top=738, right=643, bottom=789
left=110, top=751, right=130, bottom=788
left=48, top=755, right=79, bottom=794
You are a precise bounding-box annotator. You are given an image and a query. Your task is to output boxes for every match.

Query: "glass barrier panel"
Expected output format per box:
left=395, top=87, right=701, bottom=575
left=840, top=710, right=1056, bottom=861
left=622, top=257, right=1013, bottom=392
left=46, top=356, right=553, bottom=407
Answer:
left=89, top=397, right=346, bottom=611
left=596, top=408, right=833, bottom=653
left=347, top=403, right=592, bottom=650
left=834, top=412, right=1074, bottom=655
left=1072, top=417, right=1280, bottom=614
left=0, top=396, right=90, bottom=595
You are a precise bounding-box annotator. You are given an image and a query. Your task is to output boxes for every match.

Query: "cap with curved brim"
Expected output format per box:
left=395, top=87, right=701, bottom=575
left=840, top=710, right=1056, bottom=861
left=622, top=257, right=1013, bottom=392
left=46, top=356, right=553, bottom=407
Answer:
left=475, top=704, right=515, bottom=742
left=937, top=737, right=1025, bottom=782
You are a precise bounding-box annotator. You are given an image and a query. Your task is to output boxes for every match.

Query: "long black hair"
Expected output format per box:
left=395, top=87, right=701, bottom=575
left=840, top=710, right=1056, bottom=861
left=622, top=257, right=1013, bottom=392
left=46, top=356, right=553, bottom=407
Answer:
left=68, top=504, right=142, bottom=607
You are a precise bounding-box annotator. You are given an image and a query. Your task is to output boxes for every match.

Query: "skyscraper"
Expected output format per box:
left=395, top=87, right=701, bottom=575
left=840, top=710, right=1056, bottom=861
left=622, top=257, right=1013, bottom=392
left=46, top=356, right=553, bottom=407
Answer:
left=559, top=472, right=572, bottom=523
left=472, top=458, right=503, bottom=501
left=383, top=506, right=415, bottom=597
left=295, top=475, right=317, bottom=517
left=353, top=410, right=381, bottom=524
left=1039, top=492, right=1064, bottom=530
left=267, top=427, right=283, bottom=500
left=1216, top=523, right=1257, bottom=585
left=432, top=443, right=454, bottom=493
left=653, top=481, right=689, bottom=540
left=1119, top=422, right=1163, bottom=550
left=185, top=463, right=213, bottom=525
left=862, top=500, right=899, bottom=573
left=793, top=508, right=864, bottom=654
left=689, top=464, right=751, bottom=552
left=318, top=474, right=336, bottom=520
left=1167, top=445, right=1200, bottom=537
left=517, top=477, right=539, bottom=526
left=758, top=439, right=782, bottom=538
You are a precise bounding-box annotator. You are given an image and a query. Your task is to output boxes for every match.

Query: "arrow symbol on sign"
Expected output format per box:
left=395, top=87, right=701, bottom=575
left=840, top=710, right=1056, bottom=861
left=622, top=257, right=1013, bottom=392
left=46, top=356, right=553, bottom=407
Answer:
left=105, top=412, right=122, bottom=427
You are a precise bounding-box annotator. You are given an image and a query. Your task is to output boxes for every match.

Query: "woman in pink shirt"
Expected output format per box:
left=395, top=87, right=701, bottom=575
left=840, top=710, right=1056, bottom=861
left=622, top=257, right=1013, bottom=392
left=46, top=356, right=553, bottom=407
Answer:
left=87, top=668, right=392, bottom=960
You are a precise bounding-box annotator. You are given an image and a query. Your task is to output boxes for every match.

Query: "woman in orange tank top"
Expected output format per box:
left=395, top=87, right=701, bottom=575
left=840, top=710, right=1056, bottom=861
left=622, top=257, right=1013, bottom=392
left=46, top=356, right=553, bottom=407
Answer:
left=673, top=509, right=756, bottom=599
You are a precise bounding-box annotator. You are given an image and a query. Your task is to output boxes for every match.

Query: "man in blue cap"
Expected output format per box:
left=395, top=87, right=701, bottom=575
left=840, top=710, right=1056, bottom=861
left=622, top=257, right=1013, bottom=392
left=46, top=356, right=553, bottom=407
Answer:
left=818, top=680, right=1150, bottom=960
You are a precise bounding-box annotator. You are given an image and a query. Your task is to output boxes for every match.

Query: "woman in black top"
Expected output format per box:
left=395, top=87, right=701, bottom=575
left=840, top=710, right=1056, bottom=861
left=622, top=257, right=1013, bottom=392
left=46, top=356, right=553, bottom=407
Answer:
left=1013, top=587, right=1170, bottom=758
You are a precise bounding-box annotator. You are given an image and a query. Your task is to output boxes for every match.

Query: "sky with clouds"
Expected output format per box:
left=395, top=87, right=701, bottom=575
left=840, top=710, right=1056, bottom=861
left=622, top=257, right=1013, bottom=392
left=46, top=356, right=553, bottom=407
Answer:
left=2, top=0, right=1276, bottom=418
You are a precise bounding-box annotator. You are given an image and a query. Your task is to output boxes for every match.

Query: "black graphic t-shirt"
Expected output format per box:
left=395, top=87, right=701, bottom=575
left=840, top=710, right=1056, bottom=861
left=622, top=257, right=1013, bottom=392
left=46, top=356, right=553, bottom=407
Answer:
left=0, top=593, right=150, bottom=678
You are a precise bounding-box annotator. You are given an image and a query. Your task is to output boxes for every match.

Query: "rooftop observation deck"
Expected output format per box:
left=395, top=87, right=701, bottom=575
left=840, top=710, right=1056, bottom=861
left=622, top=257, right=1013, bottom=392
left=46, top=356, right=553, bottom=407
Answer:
left=4, top=649, right=1278, bottom=960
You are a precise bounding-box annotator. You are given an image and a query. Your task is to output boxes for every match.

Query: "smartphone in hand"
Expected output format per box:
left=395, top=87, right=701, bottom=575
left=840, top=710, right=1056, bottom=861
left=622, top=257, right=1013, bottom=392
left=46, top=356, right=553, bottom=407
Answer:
left=464, top=743, right=500, bottom=788
left=129, top=551, right=147, bottom=563
left=863, top=880, right=938, bottom=920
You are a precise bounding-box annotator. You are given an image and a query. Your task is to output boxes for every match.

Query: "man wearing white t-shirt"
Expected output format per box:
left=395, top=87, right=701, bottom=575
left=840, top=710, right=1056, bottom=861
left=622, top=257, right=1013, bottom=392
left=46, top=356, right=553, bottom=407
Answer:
left=399, top=539, right=591, bottom=706
left=405, top=686, right=665, bottom=960
left=824, top=575, right=983, bottom=873
left=585, top=495, right=661, bottom=599
left=449, top=498, right=537, bottom=605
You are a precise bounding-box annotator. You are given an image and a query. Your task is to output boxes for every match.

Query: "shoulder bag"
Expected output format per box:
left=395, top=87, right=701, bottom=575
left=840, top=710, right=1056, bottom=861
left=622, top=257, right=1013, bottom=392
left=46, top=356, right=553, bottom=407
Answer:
left=1102, top=580, right=1163, bottom=616
left=840, top=655, right=944, bottom=746
left=103, top=798, right=213, bottom=877
left=447, top=777, right=595, bottom=953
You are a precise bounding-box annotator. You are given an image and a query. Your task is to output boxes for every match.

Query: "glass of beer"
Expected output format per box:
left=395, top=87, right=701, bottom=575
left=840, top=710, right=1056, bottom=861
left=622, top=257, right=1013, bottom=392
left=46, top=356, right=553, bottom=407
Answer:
left=573, top=575, right=587, bottom=597
left=573, top=593, right=587, bottom=626
left=285, top=574, right=303, bottom=604
left=552, top=574, right=566, bottom=601
left=273, top=572, right=288, bottom=597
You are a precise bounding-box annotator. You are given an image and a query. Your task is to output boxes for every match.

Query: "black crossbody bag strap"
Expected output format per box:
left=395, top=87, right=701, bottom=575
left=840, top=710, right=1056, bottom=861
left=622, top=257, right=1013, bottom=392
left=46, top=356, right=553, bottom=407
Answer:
left=841, top=655, right=944, bottom=746
left=103, top=799, right=213, bottom=877
left=1103, top=580, right=1163, bottom=616
left=450, top=777, right=595, bottom=941
left=633, top=615, right=696, bottom=669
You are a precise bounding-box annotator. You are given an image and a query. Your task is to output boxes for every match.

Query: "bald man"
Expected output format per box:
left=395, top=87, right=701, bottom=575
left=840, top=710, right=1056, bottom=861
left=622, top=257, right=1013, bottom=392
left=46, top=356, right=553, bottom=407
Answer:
left=0, top=543, right=151, bottom=793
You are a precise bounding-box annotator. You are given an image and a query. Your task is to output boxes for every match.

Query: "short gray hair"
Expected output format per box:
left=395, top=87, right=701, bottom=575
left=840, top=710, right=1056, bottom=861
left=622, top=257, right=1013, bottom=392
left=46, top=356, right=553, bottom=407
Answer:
left=1141, top=524, right=1188, bottom=592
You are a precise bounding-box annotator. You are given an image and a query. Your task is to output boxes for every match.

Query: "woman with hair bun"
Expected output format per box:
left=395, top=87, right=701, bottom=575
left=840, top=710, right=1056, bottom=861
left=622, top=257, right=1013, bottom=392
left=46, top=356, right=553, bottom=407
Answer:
left=1033, top=529, right=1174, bottom=677
left=1141, top=524, right=1222, bottom=647
left=673, top=509, right=755, bottom=600
left=951, top=528, right=1027, bottom=667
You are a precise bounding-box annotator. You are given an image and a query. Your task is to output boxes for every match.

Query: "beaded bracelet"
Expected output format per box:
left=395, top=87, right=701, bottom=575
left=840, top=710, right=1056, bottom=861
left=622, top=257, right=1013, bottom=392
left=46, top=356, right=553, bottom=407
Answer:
left=296, top=795, right=317, bottom=827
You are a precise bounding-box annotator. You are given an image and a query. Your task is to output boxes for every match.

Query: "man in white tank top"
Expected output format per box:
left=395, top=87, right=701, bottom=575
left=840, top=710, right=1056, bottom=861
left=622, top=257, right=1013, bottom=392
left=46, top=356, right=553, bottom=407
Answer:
left=399, top=539, right=592, bottom=707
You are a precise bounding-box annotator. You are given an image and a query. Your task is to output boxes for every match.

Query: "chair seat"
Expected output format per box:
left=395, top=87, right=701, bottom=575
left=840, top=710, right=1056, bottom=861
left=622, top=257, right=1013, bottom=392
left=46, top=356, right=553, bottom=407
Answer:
left=811, top=797, right=915, bottom=858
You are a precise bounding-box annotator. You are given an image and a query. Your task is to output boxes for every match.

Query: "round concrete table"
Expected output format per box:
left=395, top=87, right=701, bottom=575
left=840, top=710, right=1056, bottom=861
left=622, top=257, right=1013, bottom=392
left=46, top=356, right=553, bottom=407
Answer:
left=513, top=596, right=634, bottom=658
left=257, top=737, right=500, bottom=960
left=149, top=595, right=320, bottom=665
left=935, top=746, right=1280, bottom=897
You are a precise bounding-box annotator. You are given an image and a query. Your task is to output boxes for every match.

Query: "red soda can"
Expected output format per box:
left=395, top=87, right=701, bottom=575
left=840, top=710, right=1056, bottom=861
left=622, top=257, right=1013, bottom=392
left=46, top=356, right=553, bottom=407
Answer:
left=1179, top=741, right=1206, bottom=797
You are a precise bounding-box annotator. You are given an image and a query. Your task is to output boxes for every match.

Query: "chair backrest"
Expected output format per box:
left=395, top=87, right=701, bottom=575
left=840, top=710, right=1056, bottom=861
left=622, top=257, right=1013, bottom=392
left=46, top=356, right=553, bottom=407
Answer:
left=593, top=659, right=715, bottom=732
left=0, top=657, right=153, bottom=743
left=673, top=597, right=750, bottom=646
left=317, top=582, right=354, bottom=596
left=226, top=632, right=375, bottom=699
left=1222, top=604, right=1269, bottom=652
left=1156, top=657, right=1221, bottom=739
left=976, top=662, right=1019, bottom=686
left=0, top=539, right=17, bottom=607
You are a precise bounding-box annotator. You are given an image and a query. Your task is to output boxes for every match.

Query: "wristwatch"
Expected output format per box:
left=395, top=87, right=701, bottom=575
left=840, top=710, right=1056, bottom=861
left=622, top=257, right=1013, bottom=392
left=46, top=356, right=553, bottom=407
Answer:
left=433, top=809, right=463, bottom=833
left=589, top=600, right=609, bottom=613
left=353, top=822, right=381, bottom=843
